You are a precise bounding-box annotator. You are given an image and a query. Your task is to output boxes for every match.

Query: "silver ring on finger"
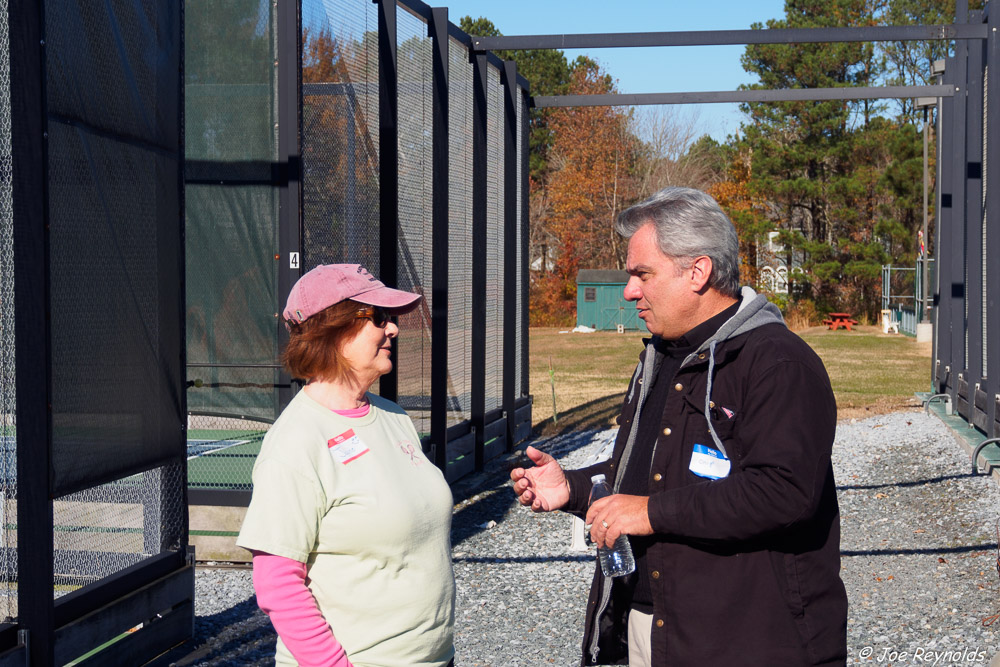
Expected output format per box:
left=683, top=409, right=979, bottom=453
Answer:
left=601, top=520, right=609, bottom=528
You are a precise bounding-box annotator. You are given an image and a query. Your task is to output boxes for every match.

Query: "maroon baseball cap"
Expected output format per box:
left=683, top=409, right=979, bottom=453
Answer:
left=282, top=264, right=422, bottom=324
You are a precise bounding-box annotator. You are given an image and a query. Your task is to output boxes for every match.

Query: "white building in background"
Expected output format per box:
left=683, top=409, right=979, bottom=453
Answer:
left=757, top=230, right=802, bottom=295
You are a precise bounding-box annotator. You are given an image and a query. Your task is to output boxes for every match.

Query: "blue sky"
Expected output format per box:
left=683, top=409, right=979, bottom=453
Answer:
left=444, top=0, right=789, bottom=142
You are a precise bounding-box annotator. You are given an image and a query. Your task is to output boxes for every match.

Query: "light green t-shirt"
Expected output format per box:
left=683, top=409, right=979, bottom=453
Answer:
left=237, top=390, right=455, bottom=667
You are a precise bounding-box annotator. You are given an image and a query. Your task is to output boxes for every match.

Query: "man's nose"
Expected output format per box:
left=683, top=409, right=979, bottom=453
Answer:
left=623, top=277, right=641, bottom=302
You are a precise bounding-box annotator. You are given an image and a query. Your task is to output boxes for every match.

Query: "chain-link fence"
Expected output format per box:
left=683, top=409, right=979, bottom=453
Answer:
left=0, top=0, right=14, bottom=626
left=4, top=0, right=191, bottom=662
left=185, top=0, right=533, bottom=499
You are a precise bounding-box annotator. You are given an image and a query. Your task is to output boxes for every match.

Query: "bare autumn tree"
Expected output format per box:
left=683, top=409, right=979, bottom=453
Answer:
left=632, top=107, right=722, bottom=195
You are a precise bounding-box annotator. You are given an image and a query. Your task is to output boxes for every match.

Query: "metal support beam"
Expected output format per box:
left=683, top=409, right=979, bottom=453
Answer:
left=473, top=24, right=989, bottom=51
left=9, top=0, right=56, bottom=662
left=429, top=7, right=449, bottom=469
left=963, top=13, right=985, bottom=429
left=986, top=4, right=1000, bottom=435
left=519, top=86, right=531, bottom=403
left=949, top=44, right=969, bottom=415
left=276, top=0, right=300, bottom=415
left=533, top=85, right=954, bottom=108
left=933, top=62, right=954, bottom=395
left=502, top=60, right=518, bottom=452
left=470, top=52, right=489, bottom=471
left=378, top=0, right=399, bottom=401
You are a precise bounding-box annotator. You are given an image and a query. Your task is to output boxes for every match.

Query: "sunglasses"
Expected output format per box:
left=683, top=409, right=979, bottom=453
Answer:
left=355, top=305, right=397, bottom=328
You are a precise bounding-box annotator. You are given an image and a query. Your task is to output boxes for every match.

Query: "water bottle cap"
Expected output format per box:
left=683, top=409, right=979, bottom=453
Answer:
left=591, top=474, right=606, bottom=484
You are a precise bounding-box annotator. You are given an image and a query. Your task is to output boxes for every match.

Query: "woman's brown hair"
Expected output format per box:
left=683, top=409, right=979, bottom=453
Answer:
left=281, top=299, right=368, bottom=383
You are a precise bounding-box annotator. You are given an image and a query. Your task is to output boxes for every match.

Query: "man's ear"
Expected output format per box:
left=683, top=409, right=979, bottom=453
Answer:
left=688, top=256, right=713, bottom=292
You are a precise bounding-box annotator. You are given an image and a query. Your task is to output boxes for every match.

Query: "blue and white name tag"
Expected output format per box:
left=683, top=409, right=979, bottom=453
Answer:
left=689, top=443, right=731, bottom=480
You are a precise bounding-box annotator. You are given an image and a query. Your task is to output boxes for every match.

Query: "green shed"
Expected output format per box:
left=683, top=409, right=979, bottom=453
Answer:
left=576, top=270, right=648, bottom=332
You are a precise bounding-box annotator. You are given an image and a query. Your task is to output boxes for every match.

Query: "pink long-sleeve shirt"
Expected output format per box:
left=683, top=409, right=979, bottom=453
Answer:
left=251, top=403, right=370, bottom=666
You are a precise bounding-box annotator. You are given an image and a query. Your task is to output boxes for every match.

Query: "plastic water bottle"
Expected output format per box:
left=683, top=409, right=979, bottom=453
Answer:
left=588, top=474, right=635, bottom=577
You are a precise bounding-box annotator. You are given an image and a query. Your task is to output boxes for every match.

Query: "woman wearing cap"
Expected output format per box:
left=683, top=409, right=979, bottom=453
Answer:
left=237, top=264, right=455, bottom=667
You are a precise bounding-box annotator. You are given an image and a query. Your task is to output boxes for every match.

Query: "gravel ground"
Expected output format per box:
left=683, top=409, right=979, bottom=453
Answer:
left=175, top=411, right=1000, bottom=666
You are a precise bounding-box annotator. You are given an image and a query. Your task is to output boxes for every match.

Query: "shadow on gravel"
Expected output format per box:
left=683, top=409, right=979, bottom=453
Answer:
left=841, top=543, right=996, bottom=557
left=453, top=555, right=592, bottom=564
left=449, top=428, right=610, bottom=548
left=837, top=472, right=976, bottom=491
left=532, top=393, right=623, bottom=439
left=170, top=597, right=275, bottom=666
left=198, top=595, right=263, bottom=626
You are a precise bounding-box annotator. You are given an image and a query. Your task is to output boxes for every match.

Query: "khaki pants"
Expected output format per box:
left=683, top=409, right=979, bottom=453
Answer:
left=628, top=608, right=653, bottom=667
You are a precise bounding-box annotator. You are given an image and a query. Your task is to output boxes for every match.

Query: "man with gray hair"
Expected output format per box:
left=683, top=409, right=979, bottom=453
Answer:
left=512, top=187, right=847, bottom=665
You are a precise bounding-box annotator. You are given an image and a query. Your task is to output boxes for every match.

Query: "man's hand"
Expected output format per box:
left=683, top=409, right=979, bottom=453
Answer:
left=585, top=494, right=653, bottom=549
left=510, top=446, right=570, bottom=512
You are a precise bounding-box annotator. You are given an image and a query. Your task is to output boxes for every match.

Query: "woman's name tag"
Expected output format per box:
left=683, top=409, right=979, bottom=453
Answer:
left=328, top=429, right=370, bottom=464
left=689, top=443, right=731, bottom=479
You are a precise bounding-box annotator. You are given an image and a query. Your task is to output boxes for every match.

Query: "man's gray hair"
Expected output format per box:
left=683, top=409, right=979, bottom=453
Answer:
left=616, top=187, right=741, bottom=298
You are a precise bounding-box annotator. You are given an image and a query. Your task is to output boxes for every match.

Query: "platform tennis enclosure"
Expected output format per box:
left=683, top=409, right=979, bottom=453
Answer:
left=185, top=0, right=534, bottom=504
left=2, top=0, right=998, bottom=664
left=931, top=5, right=1000, bottom=449
left=576, top=270, right=648, bottom=332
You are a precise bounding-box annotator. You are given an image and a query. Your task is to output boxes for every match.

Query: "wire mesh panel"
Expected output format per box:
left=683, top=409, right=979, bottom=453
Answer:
left=448, top=37, right=473, bottom=424
left=395, top=6, right=432, bottom=434
left=0, top=0, right=14, bottom=623
left=302, top=0, right=381, bottom=271
left=186, top=0, right=280, bottom=425
left=52, top=463, right=185, bottom=596
left=45, top=0, right=181, bottom=495
left=187, top=414, right=268, bottom=495
left=485, top=64, right=504, bottom=414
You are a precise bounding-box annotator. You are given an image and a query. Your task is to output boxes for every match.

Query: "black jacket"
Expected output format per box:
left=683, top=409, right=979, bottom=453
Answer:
left=564, top=288, right=848, bottom=666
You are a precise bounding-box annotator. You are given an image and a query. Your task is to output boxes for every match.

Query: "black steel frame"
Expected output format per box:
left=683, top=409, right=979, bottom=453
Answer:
left=182, top=0, right=1000, bottom=495
left=473, top=24, right=989, bottom=51
left=932, top=5, right=1000, bottom=445
left=7, top=0, right=192, bottom=664
left=475, top=5, right=997, bottom=450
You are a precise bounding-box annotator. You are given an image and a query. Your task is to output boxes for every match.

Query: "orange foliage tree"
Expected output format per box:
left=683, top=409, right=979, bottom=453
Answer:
left=531, top=61, right=642, bottom=326
left=707, top=150, right=771, bottom=291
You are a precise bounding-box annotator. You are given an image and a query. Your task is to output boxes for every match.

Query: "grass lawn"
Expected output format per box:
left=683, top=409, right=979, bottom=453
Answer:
left=529, top=324, right=931, bottom=437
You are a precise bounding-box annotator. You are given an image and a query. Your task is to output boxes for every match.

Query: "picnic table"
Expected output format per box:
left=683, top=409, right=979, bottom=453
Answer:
left=822, top=312, right=859, bottom=331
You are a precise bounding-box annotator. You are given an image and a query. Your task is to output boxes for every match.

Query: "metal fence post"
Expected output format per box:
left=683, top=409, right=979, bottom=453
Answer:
left=429, top=7, right=450, bottom=469
left=963, top=11, right=986, bottom=429
left=502, top=60, right=518, bottom=452
left=950, top=41, right=969, bottom=418
left=986, top=4, right=1000, bottom=436
left=471, top=51, right=488, bottom=471
left=520, top=86, right=531, bottom=403
left=9, top=0, right=56, bottom=660
left=276, top=0, right=301, bottom=414
left=378, top=0, right=399, bottom=402
left=933, top=59, right=955, bottom=396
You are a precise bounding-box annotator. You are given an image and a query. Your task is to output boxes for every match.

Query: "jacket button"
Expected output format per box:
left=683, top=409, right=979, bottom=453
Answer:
left=698, top=353, right=706, bottom=360
left=651, top=570, right=660, bottom=579
left=656, top=619, right=664, bottom=628
left=709, top=400, right=715, bottom=408
left=653, top=473, right=662, bottom=482
left=674, top=383, right=683, bottom=391
left=662, top=427, right=671, bottom=436
left=638, top=377, right=643, bottom=384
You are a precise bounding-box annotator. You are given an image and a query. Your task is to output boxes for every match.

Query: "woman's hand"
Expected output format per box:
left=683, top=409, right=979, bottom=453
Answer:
left=510, top=446, right=570, bottom=512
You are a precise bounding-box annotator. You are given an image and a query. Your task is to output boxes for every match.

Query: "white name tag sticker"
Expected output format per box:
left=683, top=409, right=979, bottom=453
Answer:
left=689, top=443, right=731, bottom=480
left=328, top=429, right=370, bottom=464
